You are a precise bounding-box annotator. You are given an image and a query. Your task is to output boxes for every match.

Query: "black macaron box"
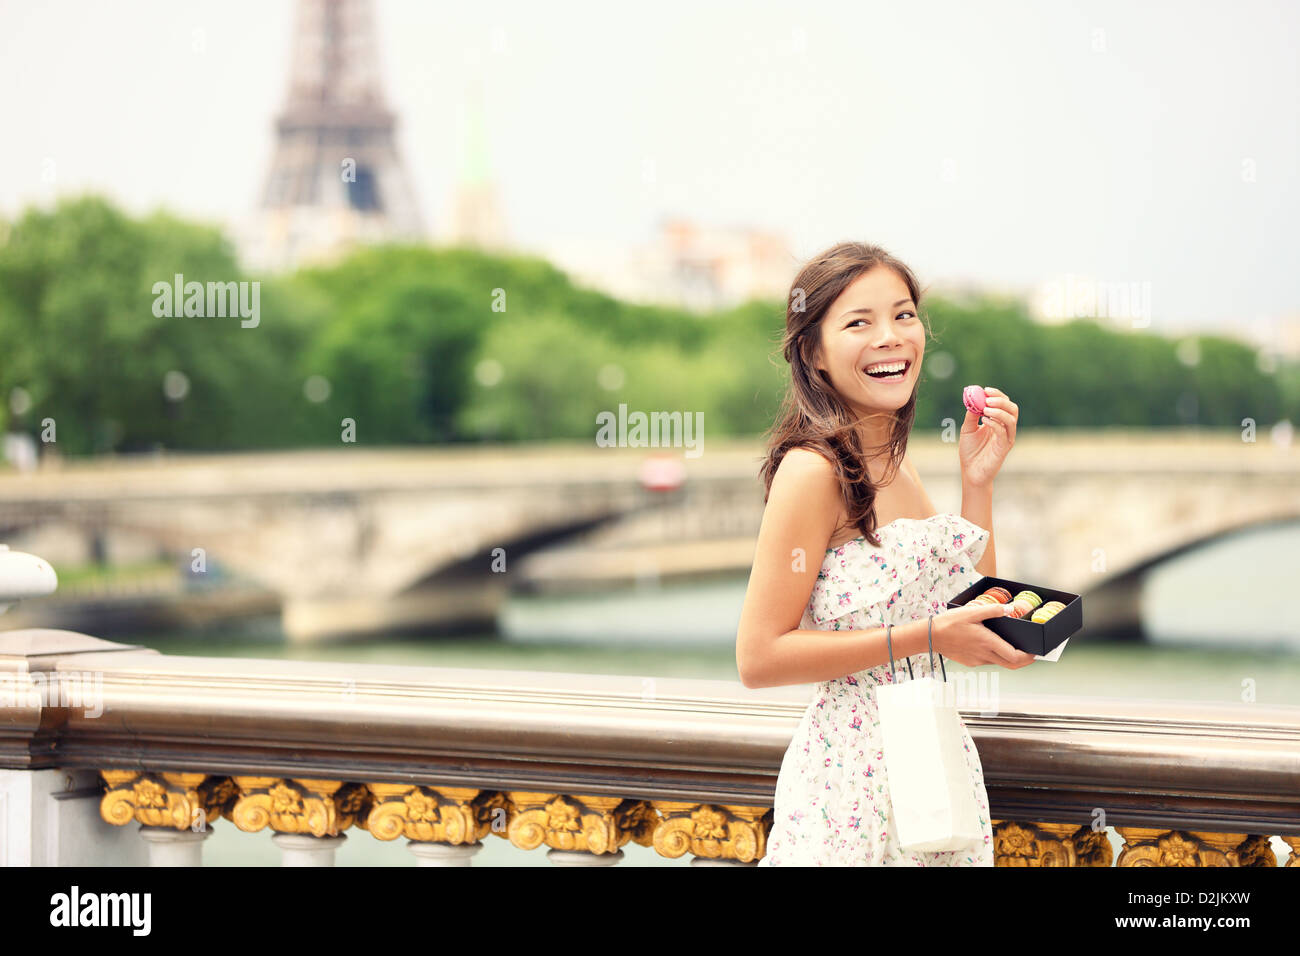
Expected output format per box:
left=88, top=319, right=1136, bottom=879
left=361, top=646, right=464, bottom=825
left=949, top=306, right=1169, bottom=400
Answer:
left=945, top=576, right=1083, bottom=657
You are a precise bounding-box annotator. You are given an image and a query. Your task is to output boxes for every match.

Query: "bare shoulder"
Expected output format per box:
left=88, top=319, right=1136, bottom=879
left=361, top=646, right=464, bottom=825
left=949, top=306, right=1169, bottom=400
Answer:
left=766, top=446, right=841, bottom=525
left=776, top=445, right=837, bottom=479
left=771, top=446, right=840, bottom=498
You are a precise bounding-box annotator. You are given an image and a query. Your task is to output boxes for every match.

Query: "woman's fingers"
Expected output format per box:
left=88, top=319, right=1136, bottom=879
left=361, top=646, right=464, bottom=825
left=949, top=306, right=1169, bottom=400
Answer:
left=979, top=412, right=1011, bottom=444
left=980, top=406, right=1017, bottom=441
left=986, top=638, right=1025, bottom=666
left=983, top=393, right=1020, bottom=415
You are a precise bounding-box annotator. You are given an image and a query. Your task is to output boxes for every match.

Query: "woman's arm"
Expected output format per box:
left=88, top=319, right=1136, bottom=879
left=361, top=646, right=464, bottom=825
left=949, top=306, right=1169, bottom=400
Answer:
left=961, top=479, right=996, bottom=578
left=956, top=386, right=1019, bottom=578
left=735, top=448, right=929, bottom=689
left=905, top=452, right=995, bottom=576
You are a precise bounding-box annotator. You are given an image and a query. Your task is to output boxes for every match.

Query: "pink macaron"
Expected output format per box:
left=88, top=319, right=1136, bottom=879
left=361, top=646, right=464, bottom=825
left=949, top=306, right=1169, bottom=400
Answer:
left=963, top=385, right=987, bottom=417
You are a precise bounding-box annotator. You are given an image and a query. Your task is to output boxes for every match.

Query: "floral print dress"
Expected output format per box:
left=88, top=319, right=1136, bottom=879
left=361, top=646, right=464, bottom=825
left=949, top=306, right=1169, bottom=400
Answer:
left=757, top=512, right=995, bottom=867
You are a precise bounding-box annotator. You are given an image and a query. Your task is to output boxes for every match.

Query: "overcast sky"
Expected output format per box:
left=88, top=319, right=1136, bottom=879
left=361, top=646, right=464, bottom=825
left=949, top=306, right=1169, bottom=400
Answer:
left=1, top=0, right=1296, bottom=333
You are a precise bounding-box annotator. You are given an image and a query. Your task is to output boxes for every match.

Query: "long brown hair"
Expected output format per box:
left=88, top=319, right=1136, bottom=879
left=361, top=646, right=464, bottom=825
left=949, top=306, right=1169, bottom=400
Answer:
left=759, top=241, right=932, bottom=547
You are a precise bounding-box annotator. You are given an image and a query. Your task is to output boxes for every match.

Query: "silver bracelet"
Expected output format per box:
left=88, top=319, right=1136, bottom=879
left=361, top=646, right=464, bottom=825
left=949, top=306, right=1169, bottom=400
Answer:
left=886, top=624, right=895, bottom=682
left=927, top=613, right=948, bottom=682
left=886, top=622, right=915, bottom=682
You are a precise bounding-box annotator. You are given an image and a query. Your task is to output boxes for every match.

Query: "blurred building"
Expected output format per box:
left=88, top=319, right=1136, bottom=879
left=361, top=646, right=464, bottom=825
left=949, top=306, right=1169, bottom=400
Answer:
left=1279, top=315, right=1300, bottom=359
left=241, top=0, right=426, bottom=273
left=1025, top=273, right=1300, bottom=361
left=442, top=78, right=510, bottom=251
left=1215, top=312, right=1300, bottom=361
left=544, top=218, right=796, bottom=311
left=929, top=275, right=1035, bottom=311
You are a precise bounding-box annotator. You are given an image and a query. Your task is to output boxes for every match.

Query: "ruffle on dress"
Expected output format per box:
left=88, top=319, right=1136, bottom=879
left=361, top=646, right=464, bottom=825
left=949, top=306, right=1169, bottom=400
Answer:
left=807, top=512, right=989, bottom=628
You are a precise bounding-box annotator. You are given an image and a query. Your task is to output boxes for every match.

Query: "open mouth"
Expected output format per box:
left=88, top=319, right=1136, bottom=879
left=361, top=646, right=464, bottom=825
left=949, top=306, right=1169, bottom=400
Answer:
left=863, top=359, right=911, bottom=383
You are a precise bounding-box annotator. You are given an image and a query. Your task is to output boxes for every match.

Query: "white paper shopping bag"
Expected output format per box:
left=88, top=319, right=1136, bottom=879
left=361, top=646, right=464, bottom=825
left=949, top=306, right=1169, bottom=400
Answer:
left=875, top=620, right=983, bottom=854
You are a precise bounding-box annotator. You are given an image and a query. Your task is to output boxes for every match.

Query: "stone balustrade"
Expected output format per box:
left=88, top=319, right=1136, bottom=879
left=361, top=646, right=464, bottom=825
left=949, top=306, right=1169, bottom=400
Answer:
left=2, top=628, right=1298, bottom=867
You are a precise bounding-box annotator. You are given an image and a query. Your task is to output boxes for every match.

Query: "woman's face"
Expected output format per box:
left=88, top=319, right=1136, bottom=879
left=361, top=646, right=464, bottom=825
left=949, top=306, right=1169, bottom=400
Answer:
left=815, top=266, right=924, bottom=418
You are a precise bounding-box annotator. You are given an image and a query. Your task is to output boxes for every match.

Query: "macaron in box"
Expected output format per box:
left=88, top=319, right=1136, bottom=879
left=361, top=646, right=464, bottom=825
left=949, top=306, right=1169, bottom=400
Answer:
left=950, top=385, right=1081, bottom=657
left=946, top=575, right=1083, bottom=659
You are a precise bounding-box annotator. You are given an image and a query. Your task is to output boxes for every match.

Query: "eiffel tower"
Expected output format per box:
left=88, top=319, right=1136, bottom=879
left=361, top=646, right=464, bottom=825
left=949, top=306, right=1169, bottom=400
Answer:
left=246, top=0, right=425, bottom=271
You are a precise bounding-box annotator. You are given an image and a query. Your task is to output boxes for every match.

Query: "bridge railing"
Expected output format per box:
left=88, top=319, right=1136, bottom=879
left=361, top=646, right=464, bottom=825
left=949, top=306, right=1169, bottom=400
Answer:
left=1, top=628, right=1297, bottom=866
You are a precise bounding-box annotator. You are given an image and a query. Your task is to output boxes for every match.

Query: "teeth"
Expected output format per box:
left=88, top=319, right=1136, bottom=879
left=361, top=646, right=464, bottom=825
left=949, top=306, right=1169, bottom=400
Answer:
left=865, top=361, right=907, bottom=374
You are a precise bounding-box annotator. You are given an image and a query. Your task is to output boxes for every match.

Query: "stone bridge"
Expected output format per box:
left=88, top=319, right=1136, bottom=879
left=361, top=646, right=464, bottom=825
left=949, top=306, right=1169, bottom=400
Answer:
left=0, top=432, right=1295, bottom=641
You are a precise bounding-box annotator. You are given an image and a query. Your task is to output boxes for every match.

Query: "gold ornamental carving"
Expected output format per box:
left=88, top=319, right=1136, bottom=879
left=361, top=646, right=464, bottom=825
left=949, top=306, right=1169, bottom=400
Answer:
left=99, top=771, right=236, bottom=830
left=1072, top=826, right=1115, bottom=867
left=652, top=802, right=771, bottom=863
left=366, top=784, right=510, bottom=844
left=1232, top=834, right=1278, bottom=867
left=991, top=821, right=1112, bottom=867
left=505, top=792, right=657, bottom=856
left=1115, top=828, right=1274, bottom=866
left=230, top=777, right=370, bottom=837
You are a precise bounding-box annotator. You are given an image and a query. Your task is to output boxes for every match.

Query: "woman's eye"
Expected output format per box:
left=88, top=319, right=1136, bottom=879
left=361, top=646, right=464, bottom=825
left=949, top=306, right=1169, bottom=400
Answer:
left=849, top=311, right=912, bottom=328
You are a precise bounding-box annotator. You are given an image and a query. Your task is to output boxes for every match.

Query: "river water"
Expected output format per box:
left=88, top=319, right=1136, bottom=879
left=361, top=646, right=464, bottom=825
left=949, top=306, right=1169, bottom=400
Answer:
left=131, top=520, right=1299, bottom=866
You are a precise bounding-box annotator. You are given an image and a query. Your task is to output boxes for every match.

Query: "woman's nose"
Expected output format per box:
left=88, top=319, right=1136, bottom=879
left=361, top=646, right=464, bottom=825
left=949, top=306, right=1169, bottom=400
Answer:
left=873, top=324, right=904, bottom=347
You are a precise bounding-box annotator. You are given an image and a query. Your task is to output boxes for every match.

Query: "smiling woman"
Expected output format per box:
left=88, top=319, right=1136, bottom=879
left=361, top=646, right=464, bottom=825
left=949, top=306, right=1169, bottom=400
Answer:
left=738, top=240, right=1033, bottom=866
left=819, top=282, right=925, bottom=411
left=758, top=249, right=931, bottom=543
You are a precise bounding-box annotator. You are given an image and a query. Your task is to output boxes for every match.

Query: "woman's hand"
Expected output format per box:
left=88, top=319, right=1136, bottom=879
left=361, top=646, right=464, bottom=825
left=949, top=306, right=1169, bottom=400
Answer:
left=930, top=603, right=1036, bottom=669
left=958, top=386, right=1018, bottom=489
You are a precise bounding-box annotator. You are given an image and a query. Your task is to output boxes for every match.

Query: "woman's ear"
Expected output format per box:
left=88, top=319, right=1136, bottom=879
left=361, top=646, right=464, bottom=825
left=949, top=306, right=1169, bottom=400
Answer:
left=807, top=341, right=827, bottom=377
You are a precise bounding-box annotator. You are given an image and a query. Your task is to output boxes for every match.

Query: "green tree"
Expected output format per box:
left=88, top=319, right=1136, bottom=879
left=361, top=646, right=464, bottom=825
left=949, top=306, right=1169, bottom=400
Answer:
left=0, top=195, right=310, bottom=453
left=303, top=279, right=482, bottom=443
left=458, top=310, right=618, bottom=440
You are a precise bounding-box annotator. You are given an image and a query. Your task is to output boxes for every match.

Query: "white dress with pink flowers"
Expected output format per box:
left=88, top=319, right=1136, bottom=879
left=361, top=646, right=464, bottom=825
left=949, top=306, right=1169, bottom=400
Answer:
left=757, top=512, right=995, bottom=866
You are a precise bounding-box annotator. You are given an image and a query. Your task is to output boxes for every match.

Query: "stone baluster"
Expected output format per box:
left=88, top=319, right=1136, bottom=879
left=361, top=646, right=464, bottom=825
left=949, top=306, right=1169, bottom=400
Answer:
left=137, top=825, right=213, bottom=866
left=365, top=783, right=502, bottom=866
left=507, top=791, right=658, bottom=865
left=407, top=841, right=484, bottom=866
left=100, top=770, right=234, bottom=867
left=229, top=776, right=369, bottom=867
left=651, top=801, right=770, bottom=865
left=271, top=833, right=348, bottom=866
left=547, top=848, right=624, bottom=866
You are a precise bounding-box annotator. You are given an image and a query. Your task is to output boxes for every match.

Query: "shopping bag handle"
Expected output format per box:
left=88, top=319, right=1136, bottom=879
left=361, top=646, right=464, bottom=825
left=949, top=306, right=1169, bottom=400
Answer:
left=885, top=615, right=947, bottom=684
